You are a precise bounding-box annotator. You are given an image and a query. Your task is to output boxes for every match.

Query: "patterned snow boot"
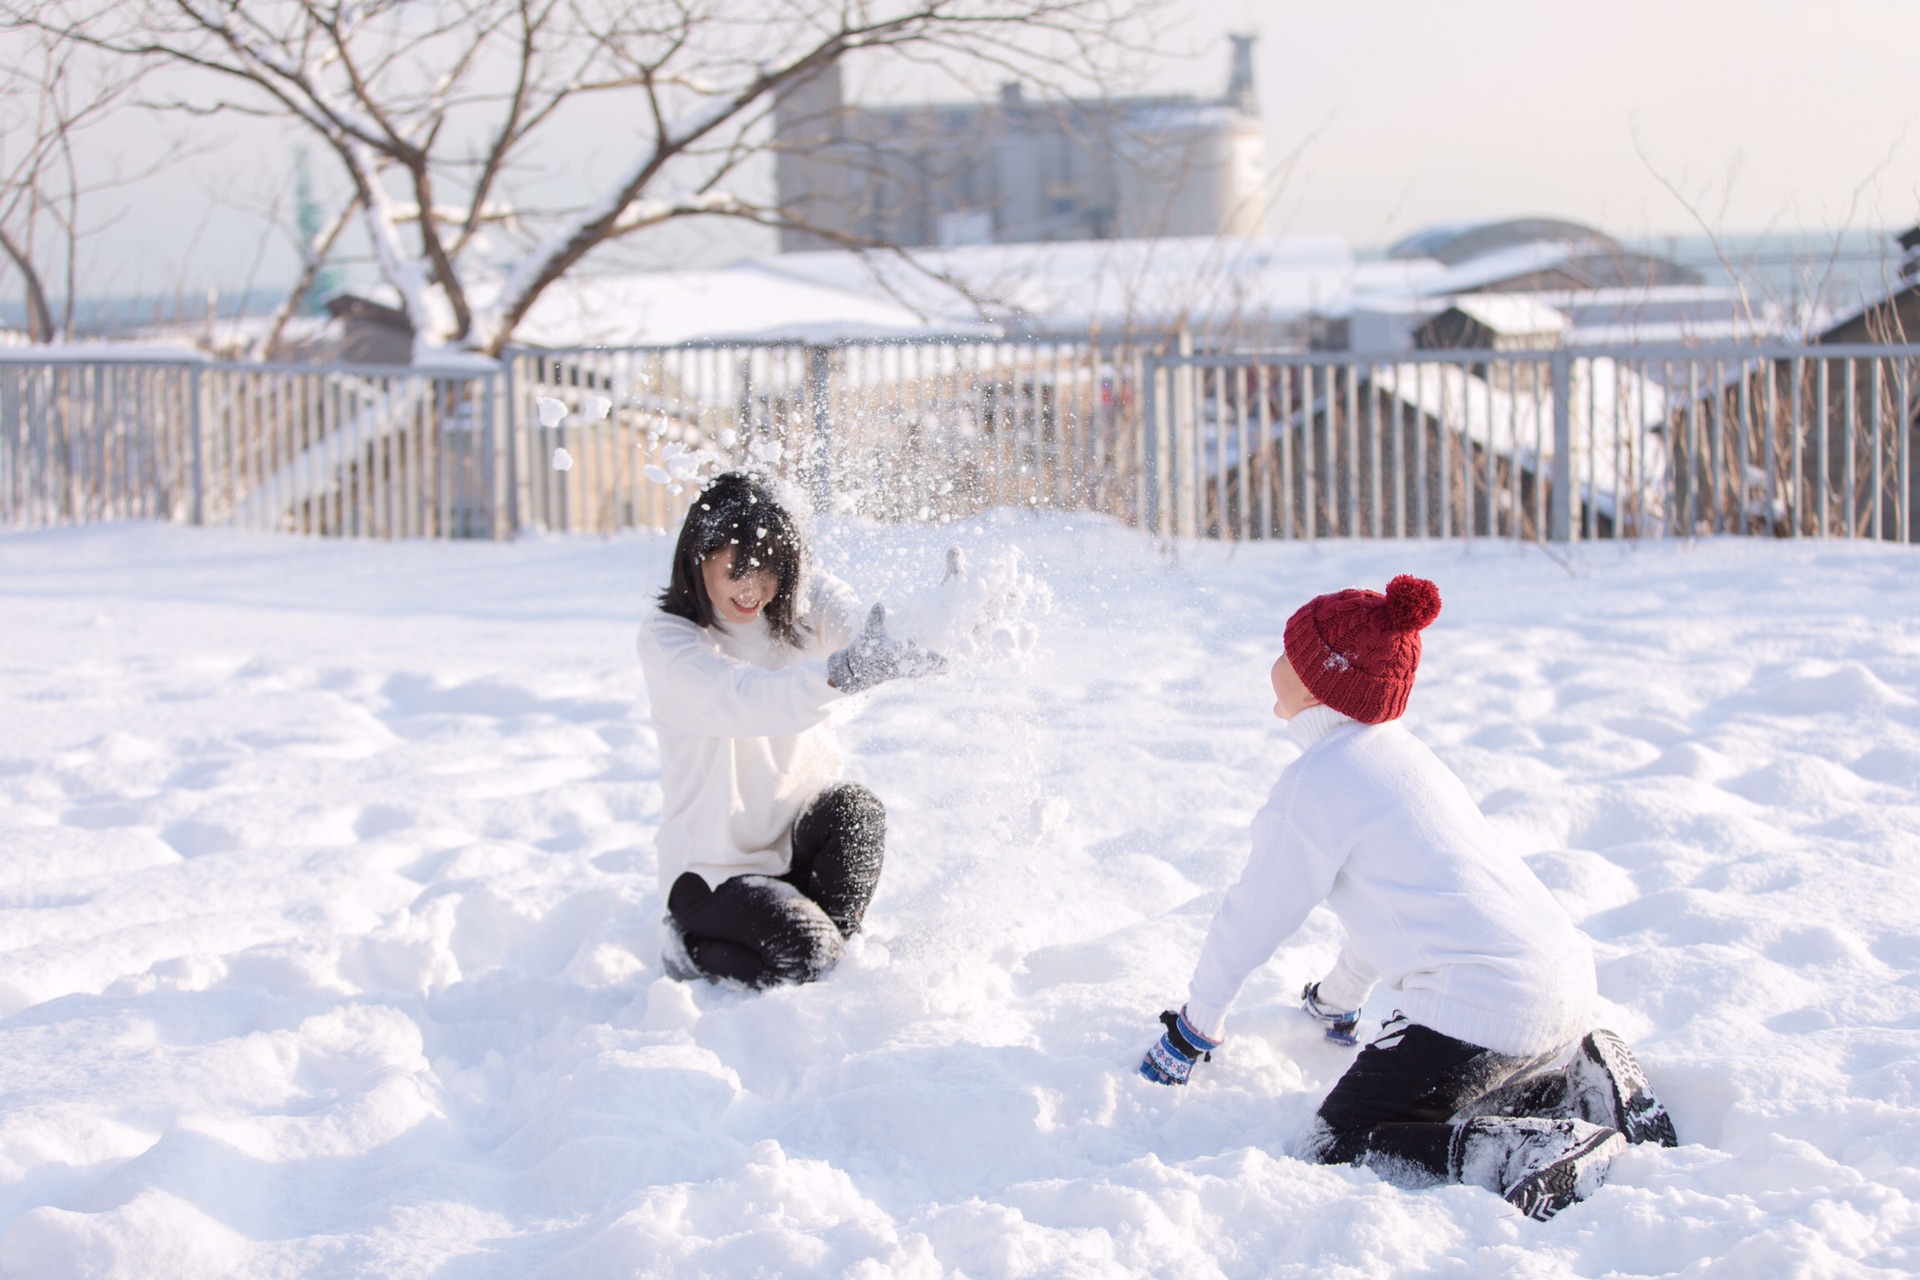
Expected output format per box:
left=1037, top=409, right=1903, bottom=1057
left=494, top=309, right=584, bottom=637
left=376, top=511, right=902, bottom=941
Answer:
left=1452, top=1116, right=1627, bottom=1220
left=1566, top=1028, right=1679, bottom=1147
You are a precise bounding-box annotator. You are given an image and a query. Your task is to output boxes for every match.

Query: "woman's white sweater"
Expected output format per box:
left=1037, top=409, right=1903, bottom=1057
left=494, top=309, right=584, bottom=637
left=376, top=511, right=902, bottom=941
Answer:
left=636, top=573, right=860, bottom=892
left=1183, top=704, right=1595, bottom=1056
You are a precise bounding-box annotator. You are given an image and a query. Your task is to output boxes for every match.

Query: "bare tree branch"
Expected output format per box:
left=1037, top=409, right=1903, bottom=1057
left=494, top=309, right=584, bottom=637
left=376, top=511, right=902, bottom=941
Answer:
left=250, top=191, right=363, bottom=360
left=6, top=0, right=1153, bottom=354
left=0, top=225, right=55, bottom=339
left=0, top=25, right=167, bottom=340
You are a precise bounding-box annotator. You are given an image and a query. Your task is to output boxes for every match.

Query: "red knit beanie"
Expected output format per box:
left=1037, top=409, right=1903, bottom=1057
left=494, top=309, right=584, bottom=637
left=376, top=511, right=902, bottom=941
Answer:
left=1284, top=575, right=1443, bottom=724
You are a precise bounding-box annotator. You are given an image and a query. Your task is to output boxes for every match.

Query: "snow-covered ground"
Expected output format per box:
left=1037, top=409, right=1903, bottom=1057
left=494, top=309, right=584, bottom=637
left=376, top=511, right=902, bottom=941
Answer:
left=2, top=517, right=1918, bottom=1278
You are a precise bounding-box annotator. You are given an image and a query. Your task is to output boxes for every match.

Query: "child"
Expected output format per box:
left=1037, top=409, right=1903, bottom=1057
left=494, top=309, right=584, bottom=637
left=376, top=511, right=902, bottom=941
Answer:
left=1139, top=575, right=1675, bottom=1220
left=638, top=471, right=941, bottom=988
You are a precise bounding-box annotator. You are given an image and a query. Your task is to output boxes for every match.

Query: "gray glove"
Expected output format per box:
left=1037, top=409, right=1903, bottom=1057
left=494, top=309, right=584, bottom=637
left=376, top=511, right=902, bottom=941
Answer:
left=828, top=603, right=946, bottom=693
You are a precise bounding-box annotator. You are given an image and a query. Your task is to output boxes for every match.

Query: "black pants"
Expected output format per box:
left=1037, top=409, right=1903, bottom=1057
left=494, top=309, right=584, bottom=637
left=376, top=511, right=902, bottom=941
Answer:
left=1305, top=1015, right=1565, bottom=1186
left=667, top=782, right=885, bottom=988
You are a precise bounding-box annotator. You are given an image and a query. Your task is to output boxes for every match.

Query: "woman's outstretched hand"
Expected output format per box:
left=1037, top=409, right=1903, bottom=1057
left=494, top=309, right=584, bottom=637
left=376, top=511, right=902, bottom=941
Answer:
left=827, top=604, right=947, bottom=693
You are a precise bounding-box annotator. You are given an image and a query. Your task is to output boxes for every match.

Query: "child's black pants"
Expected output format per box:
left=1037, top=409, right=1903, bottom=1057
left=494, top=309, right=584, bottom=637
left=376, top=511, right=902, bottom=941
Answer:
left=1306, top=1014, right=1567, bottom=1184
left=667, top=782, right=885, bottom=987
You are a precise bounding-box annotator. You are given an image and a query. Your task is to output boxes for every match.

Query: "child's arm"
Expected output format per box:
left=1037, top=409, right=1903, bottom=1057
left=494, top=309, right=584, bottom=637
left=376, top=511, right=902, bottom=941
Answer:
left=1180, top=799, right=1347, bottom=1042
left=1301, top=944, right=1375, bottom=1046
left=1314, top=942, right=1377, bottom=1013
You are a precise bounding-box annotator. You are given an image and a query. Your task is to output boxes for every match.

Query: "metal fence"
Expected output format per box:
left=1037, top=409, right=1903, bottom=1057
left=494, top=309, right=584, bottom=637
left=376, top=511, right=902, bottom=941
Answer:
left=0, top=354, right=504, bottom=536
left=4, top=341, right=1917, bottom=544
left=1143, top=345, right=1920, bottom=543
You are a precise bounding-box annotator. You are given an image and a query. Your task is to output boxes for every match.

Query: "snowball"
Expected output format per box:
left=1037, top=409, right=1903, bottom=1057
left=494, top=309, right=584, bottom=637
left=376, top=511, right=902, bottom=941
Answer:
left=535, top=396, right=567, bottom=428
left=550, top=447, right=573, bottom=471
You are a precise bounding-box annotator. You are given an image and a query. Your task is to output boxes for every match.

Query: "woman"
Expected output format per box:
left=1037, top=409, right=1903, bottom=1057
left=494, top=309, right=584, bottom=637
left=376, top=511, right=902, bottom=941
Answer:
left=637, top=470, right=940, bottom=987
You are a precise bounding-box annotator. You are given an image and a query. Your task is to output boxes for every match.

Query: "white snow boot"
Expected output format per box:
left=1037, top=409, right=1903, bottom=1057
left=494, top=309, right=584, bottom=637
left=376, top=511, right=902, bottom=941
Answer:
left=1451, top=1116, right=1626, bottom=1220
left=1567, top=1028, right=1679, bottom=1147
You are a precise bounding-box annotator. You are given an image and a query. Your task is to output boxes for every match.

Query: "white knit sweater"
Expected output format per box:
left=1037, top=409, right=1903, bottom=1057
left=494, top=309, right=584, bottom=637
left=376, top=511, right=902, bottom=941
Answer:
left=1183, top=704, right=1595, bottom=1055
left=636, top=573, right=860, bottom=892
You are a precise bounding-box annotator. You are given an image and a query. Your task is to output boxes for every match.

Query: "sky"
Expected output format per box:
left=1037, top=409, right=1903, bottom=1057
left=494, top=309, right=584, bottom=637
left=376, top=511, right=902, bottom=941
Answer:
left=19, top=0, right=1920, bottom=304
left=1164, top=0, right=1920, bottom=247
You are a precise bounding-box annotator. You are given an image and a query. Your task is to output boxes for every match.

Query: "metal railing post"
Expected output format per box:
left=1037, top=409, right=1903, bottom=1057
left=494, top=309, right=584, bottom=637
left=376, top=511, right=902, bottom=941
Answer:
left=1142, top=356, right=1162, bottom=536
left=1549, top=349, right=1571, bottom=541
left=1174, top=330, right=1195, bottom=538
left=481, top=370, right=500, bottom=539
left=189, top=364, right=205, bottom=526
left=500, top=351, right=518, bottom=537
left=807, top=343, right=831, bottom=512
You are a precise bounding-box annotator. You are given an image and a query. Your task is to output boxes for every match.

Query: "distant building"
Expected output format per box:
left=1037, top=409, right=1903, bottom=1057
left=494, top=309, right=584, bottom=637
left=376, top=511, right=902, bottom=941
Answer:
left=773, top=37, right=1268, bottom=252
left=326, top=295, right=413, bottom=364
left=1338, top=217, right=1769, bottom=352
left=1817, top=222, right=1920, bottom=344
left=1413, top=296, right=1570, bottom=352
left=1386, top=219, right=1702, bottom=293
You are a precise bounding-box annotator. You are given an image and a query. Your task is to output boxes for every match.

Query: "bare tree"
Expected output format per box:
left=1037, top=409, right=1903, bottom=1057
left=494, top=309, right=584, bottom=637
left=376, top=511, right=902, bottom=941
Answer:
left=8, top=0, right=1150, bottom=357
left=0, top=30, right=155, bottom=341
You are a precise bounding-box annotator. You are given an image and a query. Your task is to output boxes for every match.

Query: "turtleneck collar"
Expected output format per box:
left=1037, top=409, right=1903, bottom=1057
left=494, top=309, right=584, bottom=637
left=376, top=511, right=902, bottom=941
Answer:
left=711, top=609, right=777, bottom=661
left=1285, top=702, right=1353, bottom=750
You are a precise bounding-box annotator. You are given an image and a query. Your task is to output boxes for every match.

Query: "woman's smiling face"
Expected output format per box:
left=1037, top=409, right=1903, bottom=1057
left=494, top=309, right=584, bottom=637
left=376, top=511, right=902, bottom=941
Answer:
left=701, top=544, right=780, bottom=625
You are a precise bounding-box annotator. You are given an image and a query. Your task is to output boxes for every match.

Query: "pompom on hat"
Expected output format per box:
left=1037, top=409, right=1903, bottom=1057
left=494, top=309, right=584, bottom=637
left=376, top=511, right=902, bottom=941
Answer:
left=1284, top=575, right=1443, bottom=724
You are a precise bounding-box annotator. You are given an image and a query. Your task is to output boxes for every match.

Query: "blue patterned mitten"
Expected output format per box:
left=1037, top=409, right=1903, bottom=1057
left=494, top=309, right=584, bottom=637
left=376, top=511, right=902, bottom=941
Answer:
left=1139, top=1007, right=1223, bottom=1085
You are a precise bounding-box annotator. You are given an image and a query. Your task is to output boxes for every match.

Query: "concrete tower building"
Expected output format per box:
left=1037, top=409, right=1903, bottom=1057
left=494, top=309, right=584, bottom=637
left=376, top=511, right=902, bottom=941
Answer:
left=772, top=37, right=1269, bottom=252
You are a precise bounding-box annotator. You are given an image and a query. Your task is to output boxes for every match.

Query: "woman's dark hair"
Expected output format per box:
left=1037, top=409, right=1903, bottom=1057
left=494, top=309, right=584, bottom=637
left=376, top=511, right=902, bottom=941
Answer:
left=658, top=471, right=810, bottom=646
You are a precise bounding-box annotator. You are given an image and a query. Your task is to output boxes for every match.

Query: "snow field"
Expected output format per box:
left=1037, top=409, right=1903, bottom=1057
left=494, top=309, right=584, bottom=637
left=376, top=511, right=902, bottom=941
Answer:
left=0, top=518, right=1917, bottom=1277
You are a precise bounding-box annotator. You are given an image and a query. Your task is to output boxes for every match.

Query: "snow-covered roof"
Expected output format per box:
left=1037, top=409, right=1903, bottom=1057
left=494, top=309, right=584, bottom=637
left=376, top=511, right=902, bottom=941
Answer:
left=1548, top=285, right=1764, bottom=326
left=509, top=262, right=986, bottom=347
left=502, top=236, right=1784, bottom=350
left=1405, top=240, right=1614, bottom=297
left=374, top=224, right=1760, bottom=351
left=1351, top=283, right=1791, bottom=351
left=1388, top=218, right=1619, bottom=264
left=762, top=234, right=1440, bottom=335
left=1816, top=280, right=1920, bottom=343
left=1447, top=294, right=1570, bottom=337
left=474, top=233, right=1448, bottom=347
